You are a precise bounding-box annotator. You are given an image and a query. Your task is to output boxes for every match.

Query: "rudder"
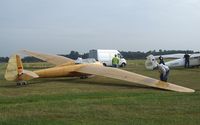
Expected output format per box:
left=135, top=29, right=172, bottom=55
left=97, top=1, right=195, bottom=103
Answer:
left=5, top=54, right=20, bottom=81
left=5, top=54, right=39, bottom=81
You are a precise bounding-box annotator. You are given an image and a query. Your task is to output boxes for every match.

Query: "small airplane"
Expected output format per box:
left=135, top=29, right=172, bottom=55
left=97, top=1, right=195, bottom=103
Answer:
left=4, top=50, right=195, bottom=92
left=145, top=53, right=200, bottom=70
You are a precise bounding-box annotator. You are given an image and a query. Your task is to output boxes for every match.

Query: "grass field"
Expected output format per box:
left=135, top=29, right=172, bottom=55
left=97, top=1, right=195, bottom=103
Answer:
left=0, top=60, right=199, bottom=125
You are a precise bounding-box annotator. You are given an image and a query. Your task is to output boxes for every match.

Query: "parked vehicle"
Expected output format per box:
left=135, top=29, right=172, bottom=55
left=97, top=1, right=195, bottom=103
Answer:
left=89, top=49, right=127, bottom=67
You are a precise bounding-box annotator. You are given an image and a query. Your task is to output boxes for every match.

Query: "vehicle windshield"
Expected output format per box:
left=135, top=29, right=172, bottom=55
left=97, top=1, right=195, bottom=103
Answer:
left=117, top=53, right=123, bottom=58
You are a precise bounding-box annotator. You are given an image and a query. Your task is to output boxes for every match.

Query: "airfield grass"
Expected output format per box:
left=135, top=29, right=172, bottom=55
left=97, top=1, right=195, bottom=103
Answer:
left=0, top=60, right=199, bottom=125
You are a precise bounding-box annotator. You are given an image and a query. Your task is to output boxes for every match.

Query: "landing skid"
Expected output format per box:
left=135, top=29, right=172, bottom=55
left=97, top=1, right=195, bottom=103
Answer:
left=80, top=76, right=88, bottom=79
left=16, top=81, right=28, bottom=86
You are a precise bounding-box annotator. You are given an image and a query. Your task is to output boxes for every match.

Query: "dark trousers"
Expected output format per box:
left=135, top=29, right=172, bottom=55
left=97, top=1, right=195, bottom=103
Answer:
left=160, top=70, right=169, bottom=82
left=112, top=64, right=118, bottom=68
left=159, top=60, right=165, bottom=65
left=185, top=60, right=190, bottom=68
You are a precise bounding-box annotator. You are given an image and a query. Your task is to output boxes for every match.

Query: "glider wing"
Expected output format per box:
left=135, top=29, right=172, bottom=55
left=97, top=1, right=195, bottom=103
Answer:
left=77, top=64, right=195, bottom=92
left=21, top=50, right=75, bottom=66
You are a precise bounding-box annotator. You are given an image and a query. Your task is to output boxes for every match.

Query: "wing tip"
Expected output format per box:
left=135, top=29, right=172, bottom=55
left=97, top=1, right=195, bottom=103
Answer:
left=182, top=89, right=195, bottom=93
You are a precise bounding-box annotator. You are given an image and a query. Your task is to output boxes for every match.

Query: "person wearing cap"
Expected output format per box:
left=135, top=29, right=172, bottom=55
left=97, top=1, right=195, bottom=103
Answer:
left=112, top=54, right=120, bottom=68
left=156, top=63, right=170, bottom=82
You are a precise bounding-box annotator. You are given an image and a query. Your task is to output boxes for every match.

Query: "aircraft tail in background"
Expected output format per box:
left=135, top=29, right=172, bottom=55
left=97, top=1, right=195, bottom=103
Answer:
left=145, top=55, right=158, bottom=70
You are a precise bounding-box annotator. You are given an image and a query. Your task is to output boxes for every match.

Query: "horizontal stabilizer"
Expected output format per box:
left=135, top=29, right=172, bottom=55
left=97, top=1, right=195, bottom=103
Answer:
left=19, top=70, right=39, bottom=81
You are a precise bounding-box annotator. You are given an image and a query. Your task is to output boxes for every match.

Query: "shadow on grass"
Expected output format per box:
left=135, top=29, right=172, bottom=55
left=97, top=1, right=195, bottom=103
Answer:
left=0, top=72, right=183, bottom=92
left=27, top=77, right=162, bottom=91
left=0, top=83, right=30, bottom=88
left=0, top=76, right=167, bottom=92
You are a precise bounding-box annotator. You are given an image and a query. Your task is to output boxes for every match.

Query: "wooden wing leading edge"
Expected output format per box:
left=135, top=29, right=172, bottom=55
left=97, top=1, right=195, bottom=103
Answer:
left=77, top=64, right=195, bottom=92
left=21, top=50, right=75, bottom=66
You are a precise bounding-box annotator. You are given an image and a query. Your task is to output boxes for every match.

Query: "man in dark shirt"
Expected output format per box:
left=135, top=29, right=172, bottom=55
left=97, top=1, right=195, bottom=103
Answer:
left=184, top=52, right=190, bottom=68
left=159, top=56, right=165, bottom=65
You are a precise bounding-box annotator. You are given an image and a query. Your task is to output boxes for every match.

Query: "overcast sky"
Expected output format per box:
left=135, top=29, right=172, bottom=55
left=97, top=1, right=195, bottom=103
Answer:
left=0, top=0, right=200, bottom=56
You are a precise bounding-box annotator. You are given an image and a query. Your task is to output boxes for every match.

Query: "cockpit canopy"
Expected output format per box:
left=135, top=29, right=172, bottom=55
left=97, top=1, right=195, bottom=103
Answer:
left=75, top=57, right=97, bottom=64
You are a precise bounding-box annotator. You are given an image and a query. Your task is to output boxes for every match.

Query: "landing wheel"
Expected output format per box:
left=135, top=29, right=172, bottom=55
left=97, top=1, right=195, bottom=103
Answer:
left=22, top=81, right=27, bottom=85
left=103, top=63, right=107, bottom=66
left=121, top=63, right=126, bottom=67
left=16, top=81, right=28, bottom=86
left=80, top=76, right=88, bottom=79
left=16, top=82, right=20, bottom=86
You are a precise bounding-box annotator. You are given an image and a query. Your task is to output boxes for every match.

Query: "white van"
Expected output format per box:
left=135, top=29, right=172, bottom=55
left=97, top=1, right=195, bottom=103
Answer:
left=89, top=49, right=127, bottom=67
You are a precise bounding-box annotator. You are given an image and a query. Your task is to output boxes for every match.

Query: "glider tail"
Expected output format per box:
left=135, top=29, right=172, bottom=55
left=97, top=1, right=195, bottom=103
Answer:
left=5, top=54, right=39, bottom=81
left=145, top=55, right=158, bottom=70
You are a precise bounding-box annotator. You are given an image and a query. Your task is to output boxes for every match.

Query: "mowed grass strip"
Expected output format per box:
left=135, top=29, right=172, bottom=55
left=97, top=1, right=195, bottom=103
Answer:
left=0, top=60, right=199, bottom=125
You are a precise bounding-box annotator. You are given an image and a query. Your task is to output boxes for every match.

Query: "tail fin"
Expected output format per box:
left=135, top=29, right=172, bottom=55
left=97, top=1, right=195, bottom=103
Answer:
left=145, top=55, right=158, bottom=70
left=5, top=54, right=39, bottom=81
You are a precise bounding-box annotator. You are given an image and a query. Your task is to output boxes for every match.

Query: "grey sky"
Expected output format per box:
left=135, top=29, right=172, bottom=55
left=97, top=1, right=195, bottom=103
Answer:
left=0, top=0, right=200, bottom=56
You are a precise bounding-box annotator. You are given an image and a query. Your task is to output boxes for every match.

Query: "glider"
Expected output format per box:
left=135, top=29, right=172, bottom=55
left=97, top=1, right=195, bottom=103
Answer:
left=5, top=50, right=195, bottom=92
left=145, top=53, right=200, bottom=70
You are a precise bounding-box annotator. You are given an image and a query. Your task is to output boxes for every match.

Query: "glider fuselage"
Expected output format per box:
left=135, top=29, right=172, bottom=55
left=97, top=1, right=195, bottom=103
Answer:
left=165, top=55, right=200, bottom=68
left=34, top=63, right=93, bottom=78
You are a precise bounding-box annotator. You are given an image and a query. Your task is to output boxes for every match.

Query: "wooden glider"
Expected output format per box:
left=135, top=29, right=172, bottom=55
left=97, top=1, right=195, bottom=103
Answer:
left=4, top=50, right=195, bottom=92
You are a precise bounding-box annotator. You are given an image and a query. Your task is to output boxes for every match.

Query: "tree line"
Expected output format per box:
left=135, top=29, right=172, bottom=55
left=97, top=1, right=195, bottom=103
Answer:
left=0, top=50, right=198, bottom=63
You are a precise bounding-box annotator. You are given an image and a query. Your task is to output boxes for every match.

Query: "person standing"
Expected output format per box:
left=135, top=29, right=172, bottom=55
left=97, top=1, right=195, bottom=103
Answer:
left=157, top=63, right=170, bottom=82
left=184, top=52, right=190, bottom=68
left=112, top=54, right=119, bottom=68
